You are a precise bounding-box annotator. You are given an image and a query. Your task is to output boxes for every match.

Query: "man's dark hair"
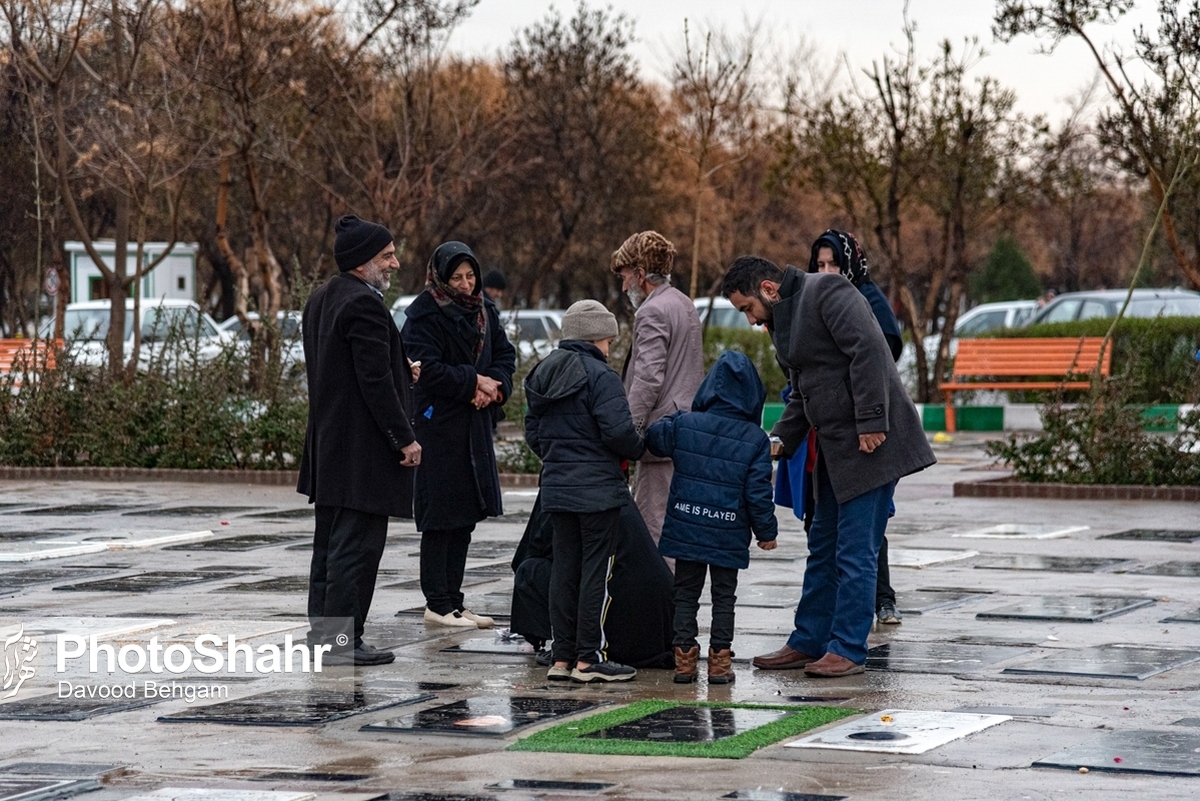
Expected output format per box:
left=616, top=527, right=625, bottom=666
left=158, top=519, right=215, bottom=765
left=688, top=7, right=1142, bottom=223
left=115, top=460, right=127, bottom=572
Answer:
left=722, top=256, right=784, bottom=298
left=483, top=270, right=507, bottom=290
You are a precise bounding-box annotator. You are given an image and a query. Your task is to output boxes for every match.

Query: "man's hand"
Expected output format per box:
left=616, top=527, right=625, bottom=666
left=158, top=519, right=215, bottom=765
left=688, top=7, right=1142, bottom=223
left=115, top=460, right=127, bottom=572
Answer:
left=757, top=540, right=777, bottom=551
left=400, top=440, right=422, bottom=467
left=859, top=432, right=886, bottom=453
left=408, top=359, right=421, bottom=383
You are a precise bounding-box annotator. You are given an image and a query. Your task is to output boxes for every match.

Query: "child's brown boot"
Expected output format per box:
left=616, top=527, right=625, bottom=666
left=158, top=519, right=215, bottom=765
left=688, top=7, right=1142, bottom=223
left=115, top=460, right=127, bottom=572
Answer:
left=673, top=645, right=699, bottom=683
left=708, top=647, right=735, bottom=684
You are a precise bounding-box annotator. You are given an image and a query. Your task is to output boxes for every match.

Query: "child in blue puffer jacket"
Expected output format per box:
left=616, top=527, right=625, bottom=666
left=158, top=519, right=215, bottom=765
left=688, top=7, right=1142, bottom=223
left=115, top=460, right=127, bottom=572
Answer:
left=645, top=350, right=779, bottom=684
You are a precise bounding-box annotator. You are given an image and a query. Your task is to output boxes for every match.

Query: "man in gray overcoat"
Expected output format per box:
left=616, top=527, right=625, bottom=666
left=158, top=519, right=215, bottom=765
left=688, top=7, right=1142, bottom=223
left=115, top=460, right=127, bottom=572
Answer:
left=722, top=255, right=935, bottom=677
left=611, top=231, right=705, bottom=561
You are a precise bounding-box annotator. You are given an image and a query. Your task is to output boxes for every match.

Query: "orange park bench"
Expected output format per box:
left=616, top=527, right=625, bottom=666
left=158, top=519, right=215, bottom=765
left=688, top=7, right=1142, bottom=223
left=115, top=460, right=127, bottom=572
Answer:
left=939, top=337, right=1112, bottom=433
left=0, top=339, right=61, bottom=382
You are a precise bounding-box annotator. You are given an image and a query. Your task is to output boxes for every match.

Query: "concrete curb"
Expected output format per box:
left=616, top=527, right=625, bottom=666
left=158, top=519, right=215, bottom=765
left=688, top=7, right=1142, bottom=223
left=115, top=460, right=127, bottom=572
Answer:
left=954, top=476, right=1200, bottom=501
left=0, top=466, right=543, bottom=488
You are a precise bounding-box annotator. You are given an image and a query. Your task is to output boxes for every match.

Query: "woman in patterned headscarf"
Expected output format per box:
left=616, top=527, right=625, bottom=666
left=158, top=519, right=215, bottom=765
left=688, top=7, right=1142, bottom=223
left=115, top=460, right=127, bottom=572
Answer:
left=402, top=241, right=517, bottom=629
left=800, top=229, right=903, bottom=626
left=808, top=229, right=903, bottom=360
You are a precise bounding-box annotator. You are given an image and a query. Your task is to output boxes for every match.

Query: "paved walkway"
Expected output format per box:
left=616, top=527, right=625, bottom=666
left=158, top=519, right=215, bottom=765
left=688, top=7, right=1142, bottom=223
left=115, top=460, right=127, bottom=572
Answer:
left=2, top=435, right=1199, bottom=800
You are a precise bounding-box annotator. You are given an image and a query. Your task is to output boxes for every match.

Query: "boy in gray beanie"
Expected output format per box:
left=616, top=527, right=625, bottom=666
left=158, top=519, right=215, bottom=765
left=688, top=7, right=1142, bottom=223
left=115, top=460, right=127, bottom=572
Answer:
left=524, top=299, right=644, bottom=682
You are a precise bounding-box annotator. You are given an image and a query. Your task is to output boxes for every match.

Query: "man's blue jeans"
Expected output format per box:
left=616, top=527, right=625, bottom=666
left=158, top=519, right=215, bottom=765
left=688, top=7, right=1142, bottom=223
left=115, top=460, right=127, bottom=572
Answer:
left=787, top=461, right=896, bottom=664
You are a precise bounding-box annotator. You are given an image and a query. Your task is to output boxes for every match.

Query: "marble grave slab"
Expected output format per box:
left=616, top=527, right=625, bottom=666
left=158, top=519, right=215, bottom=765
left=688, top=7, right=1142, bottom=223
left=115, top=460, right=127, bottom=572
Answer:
left=787, top=709, right=1010, bottom=755
left=953, top=524, right=1088, bottom=540
left=360, top=696, right=599, bottom=737
left=971, top=554, right=1134, bottom=573
left=1099, top=529, right=1200, bottom=542
left=0, top=778, right=100, bottom=801
left=52, top=571, right=243, bottom=592
left=976, top=596, right=1154, bottom=622
left=1129, top=561, right=1200, bottom=577
left=866, top=642, right=1032, bottom=674
left=896, top=591, right=984, bottom=615
left=889, top=548, right=977, bottom=568
left=1001, top=645, right=1200, bottom=680
left=164, top=535, right=306, bottom=552
left=1033, top=729, right=1200, bottom=776
left=160, top=687, right=434, bottom=726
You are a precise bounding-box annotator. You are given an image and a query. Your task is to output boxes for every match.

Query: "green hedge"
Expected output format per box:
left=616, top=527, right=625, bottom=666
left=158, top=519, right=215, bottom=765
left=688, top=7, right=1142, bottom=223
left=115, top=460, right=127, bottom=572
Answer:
left=703, top=327, right=787, bottom=400
left=988, top=316, right=1200, bottom=404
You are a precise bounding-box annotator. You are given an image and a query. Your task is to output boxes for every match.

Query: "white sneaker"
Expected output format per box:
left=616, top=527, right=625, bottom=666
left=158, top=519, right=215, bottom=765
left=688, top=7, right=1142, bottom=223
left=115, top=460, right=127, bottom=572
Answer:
left=459, top=609, right=494, bottom=629
left=423, top=607, right=478, bottom=628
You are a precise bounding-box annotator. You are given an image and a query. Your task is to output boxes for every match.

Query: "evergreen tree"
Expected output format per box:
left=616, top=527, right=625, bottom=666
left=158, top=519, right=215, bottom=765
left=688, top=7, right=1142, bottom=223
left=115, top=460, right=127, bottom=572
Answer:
left=970, top=236, right=1042, bottom=303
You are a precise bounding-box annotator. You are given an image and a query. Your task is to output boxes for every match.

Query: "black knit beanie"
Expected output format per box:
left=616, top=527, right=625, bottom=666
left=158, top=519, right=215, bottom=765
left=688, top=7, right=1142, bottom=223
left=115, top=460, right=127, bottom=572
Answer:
left=334, top=215, right=394, bottom=272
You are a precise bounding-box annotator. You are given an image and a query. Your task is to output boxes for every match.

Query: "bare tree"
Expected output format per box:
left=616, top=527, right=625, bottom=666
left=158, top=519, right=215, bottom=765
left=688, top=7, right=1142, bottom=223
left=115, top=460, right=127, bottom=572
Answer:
left=3, top=0, right=197, bottom=375
left=669, top=21, right=756, bottom=298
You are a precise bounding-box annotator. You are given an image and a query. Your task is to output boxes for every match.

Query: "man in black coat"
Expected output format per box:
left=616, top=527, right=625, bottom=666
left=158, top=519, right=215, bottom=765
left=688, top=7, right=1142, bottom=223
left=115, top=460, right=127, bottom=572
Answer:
left=298, top=215, right=421, bottom=667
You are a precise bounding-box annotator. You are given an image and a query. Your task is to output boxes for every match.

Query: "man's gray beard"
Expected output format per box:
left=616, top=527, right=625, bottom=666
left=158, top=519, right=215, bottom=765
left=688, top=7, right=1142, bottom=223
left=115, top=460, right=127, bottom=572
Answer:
left=626, top=285, right=646, bottom=308
left=364, top=268, right=391, bottom=292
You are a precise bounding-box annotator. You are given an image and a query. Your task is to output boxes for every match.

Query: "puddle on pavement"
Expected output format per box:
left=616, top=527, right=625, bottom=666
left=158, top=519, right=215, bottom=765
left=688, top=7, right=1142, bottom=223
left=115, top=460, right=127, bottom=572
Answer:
left=160, top=686, right=435, bottom=726
left=486, top=779, right=614, bottom=792
left=53, top=571, right=244, bottom=593
left=251, top=772, right=371, bottom=783
left=18, top=505, right=143, bottom=515
left=165, top=535, right=307, bottom=552
left=889, top=548, right=977, bottom=568
left=1002, top=645, right=1200, bottom=680
left=242, top=509, right=316, bottom=520
left=1100, top=529, right=1200, bottom=542
left=440, top=636, right=536, bottom=656
left=1034, top=729, right=1200, bottom=776
left=722, top=792, right=847, bottom=801
left=0, top=778, right=100, bottom=801
left=952, top=524, right=1087, bottom=540
left=1130, top=561, right=1200, bottom=577
left=1160, top=609, right=1200, bottom=623
left=0, top=765, right=118, bottom=778
left=580, top=705, right=792, bottom=743
left=866, top=641, right=1032, bottom=674
left=952, top=706, right=1057, bottom=717
left=896, top=591, right=984, bottom=615
left=215, top=576, right=309, bottom=593
left=976, top=596, right=1154, bottom=622
left=124, top=506, right=264, bottom=517
left=361, top=696, right=598, bottom=737
left=971, top=554, right=1133, bottom=573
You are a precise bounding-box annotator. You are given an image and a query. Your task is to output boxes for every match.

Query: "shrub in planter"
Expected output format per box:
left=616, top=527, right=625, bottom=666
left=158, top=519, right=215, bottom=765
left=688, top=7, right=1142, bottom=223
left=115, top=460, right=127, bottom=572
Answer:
left=986, top=378, right=1200, bottom=485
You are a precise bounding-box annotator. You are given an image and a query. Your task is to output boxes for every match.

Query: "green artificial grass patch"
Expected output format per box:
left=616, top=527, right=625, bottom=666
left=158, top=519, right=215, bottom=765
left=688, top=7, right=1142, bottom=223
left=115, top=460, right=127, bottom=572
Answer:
left=508, top=699, right=859, bottom=759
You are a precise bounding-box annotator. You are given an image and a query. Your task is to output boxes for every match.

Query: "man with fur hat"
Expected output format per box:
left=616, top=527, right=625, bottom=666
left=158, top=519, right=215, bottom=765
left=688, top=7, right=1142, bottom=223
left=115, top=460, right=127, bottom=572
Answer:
left=298, top=214, right=421, bottom=666
left=611, top=232, right=705, bottom=561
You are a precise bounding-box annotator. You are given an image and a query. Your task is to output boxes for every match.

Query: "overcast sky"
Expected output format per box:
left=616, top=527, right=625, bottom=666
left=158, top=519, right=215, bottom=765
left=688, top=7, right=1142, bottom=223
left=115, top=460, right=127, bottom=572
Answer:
left=448, top=0, right=1162, bottom=123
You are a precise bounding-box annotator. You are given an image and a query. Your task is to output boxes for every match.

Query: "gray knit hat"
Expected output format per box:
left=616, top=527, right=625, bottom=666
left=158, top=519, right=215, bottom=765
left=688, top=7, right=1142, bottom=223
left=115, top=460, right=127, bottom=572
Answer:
left=560, top=299, right=618, bottom=342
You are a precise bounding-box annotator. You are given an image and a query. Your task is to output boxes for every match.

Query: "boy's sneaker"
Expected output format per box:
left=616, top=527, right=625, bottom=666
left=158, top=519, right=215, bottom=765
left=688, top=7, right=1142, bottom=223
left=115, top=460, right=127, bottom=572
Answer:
left=571, top=661, right=636, bottom=683
left=546, top=665, right=572, bottom=681
left=876, top=601, right=902, bottom=626
left=707, top=647, right=735, bottom=684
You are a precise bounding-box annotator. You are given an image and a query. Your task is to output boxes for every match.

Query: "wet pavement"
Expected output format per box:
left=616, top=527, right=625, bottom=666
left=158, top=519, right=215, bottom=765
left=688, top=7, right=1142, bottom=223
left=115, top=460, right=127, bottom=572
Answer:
left=2, top=433, right=1200, bottom=799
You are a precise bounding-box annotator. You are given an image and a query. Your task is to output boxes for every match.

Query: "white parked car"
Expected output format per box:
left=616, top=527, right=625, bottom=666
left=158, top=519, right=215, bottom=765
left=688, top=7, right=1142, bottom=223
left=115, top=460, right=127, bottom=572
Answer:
left=501, top=308, right=562, bottom=359
left=694, top=296, right=760, bottom=329
left=58, top=298, right=229, bottom=368
left=390, top=295, right=420, bottom=330
left=218, top=310, right=305, bottom=367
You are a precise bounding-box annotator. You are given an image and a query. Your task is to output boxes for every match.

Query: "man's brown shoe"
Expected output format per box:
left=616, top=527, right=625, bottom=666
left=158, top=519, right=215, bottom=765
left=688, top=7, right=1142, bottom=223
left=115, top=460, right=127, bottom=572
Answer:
left=751, top=645, right=817, bottom=670
left=803, top=653, right=865, bottom=677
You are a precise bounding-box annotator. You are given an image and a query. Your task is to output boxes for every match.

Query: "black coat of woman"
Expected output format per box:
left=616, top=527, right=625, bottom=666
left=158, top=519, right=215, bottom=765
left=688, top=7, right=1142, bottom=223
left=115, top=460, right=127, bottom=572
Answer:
left=402, top=243, right=517, bottom=532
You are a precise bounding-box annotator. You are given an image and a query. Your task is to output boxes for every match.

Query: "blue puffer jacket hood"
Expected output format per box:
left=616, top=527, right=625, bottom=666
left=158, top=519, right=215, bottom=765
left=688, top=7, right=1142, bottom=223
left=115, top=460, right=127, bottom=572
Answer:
left=645, top=351, right=778, bottom=569
left=692, top=350, right=766, bottom=423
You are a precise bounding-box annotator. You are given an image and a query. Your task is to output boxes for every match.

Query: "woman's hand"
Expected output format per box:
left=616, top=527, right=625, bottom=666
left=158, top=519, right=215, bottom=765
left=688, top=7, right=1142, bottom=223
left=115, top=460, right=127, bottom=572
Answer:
left=474, top=375, right=502, bottom=408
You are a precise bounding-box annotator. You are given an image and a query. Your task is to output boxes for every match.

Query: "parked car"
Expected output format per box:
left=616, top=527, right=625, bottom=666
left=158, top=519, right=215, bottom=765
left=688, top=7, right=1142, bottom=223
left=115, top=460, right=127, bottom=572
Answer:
left=390, top=295, right=420, bottom=330
left=1027, top=288, right=1200, bottom=326
left=501, top=308, right=563, bottom=359
left=58, top=298, right=229, bottom=368
left=218, top=310, right=305, bottom=367
left=953, top=300, right=1039, bottom=336
left=694, top=296, right=759, bottom=329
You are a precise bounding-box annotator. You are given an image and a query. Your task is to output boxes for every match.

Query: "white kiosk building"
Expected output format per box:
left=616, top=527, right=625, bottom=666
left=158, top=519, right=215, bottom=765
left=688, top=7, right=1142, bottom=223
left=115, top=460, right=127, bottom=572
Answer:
left=66, top=241, right=199, bottom=303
